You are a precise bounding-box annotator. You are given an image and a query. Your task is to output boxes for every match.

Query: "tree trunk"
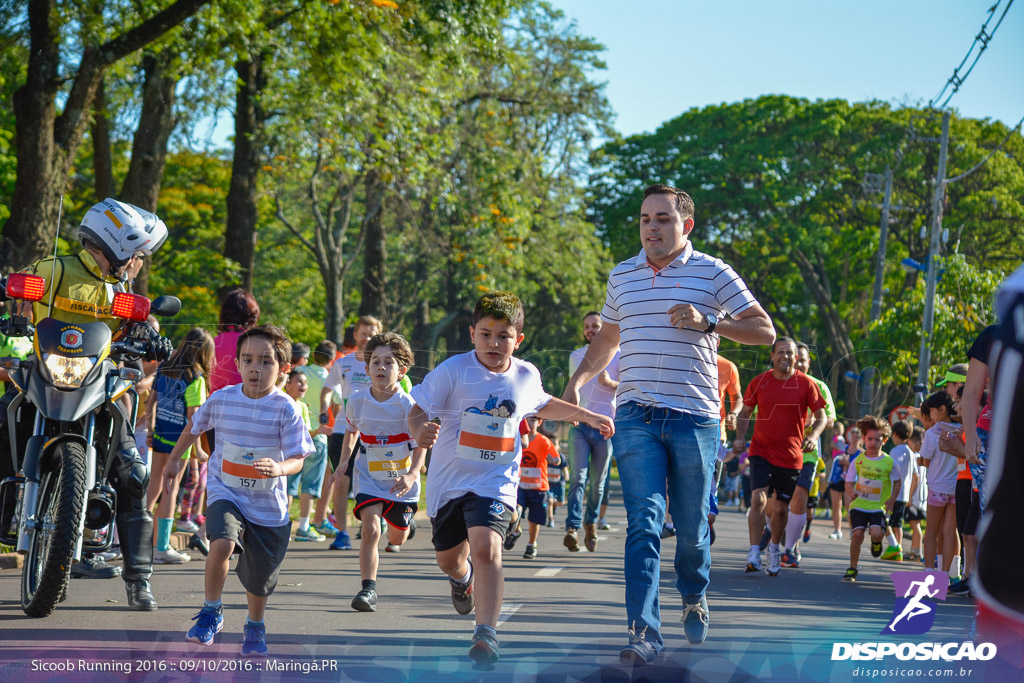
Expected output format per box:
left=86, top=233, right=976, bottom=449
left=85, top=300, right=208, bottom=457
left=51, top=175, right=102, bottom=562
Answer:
left=120, top=51, right=179, bottom=296
left=224, top=54, right=265, bottom=292
left=91, top=79, right=114, bottom=200
left=0, top=0, right=209, bottom=272
left=359, top=169, right=386, bottom=320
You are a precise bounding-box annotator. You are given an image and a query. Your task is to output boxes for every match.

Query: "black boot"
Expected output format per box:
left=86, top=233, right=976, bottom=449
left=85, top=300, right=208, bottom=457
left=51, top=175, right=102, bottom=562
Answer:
left=117, top=510, right=158, bottom=611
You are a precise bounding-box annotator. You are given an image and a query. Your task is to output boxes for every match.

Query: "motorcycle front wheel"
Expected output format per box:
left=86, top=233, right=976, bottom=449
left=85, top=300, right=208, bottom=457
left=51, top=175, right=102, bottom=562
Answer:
left=21, top=441, right=86, bottom=617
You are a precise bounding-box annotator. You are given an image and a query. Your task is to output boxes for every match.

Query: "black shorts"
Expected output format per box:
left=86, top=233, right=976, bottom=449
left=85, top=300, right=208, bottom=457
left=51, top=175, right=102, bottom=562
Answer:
left=849, top=508, right=887, bottom=531
left=955, top=478, right=973, bottom=534
left=795, top=461, right=817, bottom=491
left=889, top=501, right=907, bottom=528
left=904, top=504, right=926, bottom=522
left=516, top=488, right=548, bottom=525
left=327, top=432, right=359, bottom=476
left=206, top=500, right=291, bottom=598
left=807, top=495, right=820, bottom=509
left=353, top=494, right=417, bottom=530
left=963, top=489, right=981, bottom=536
left=430, top=493, right=513, bottom=552
left=749, top=456, right=800, bottom=502
left=828, top=481, right=846, bottom=494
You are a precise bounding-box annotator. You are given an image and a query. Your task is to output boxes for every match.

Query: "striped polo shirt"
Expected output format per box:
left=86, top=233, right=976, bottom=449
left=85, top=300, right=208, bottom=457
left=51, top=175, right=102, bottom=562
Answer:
left=601, top=242, right=759, bottom=418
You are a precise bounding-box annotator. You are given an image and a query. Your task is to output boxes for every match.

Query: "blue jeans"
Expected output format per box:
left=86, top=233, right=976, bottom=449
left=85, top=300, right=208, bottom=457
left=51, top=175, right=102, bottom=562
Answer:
left=613, top=401, right=720, bottom=651
left=565, top=423, right=613, bottom=529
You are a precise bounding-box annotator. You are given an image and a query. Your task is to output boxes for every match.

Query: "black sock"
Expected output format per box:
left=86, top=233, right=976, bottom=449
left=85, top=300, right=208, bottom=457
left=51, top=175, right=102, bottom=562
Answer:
left=362, top=579, right=376, bottom=592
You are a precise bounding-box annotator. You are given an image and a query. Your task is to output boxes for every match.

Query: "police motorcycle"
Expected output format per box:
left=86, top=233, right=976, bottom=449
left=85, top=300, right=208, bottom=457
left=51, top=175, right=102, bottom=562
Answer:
left=0, top=273, right=179, bottom=617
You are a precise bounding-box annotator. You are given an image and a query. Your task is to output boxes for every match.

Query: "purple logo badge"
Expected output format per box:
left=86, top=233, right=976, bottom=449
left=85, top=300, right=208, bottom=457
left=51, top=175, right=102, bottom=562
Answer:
left=882, top=570, right=948, bottom=635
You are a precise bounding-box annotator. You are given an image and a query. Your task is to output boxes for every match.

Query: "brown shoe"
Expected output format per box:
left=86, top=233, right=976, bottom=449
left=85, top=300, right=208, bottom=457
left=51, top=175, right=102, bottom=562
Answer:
left=584, top=523, right=598, bottom=552
left=563, top=529, right=581, bottom=552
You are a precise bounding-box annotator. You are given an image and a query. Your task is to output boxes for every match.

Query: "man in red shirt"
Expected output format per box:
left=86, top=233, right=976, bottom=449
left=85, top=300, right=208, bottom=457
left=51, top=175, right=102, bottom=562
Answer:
left=733, top=337, right=828, bottom=576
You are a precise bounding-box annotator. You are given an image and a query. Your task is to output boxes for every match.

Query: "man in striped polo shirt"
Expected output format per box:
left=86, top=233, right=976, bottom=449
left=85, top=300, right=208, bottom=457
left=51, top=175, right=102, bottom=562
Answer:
left=563, top=184, right=775, bottom=664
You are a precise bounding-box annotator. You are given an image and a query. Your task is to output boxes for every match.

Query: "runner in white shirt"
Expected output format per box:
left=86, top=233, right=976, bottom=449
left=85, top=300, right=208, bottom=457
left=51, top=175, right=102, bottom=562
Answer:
left=408, top=291, right=614, bottom=665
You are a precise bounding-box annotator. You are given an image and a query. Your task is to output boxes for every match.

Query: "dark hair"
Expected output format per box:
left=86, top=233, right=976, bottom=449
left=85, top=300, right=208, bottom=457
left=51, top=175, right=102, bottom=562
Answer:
left=795, top=341, right=810, bottom=353
left=312, top=340, right=337, bottom=365
left=772, top=336, right=796, bottom=352
left=236, top=324, right=291, bottom=366
left=911, top=427, right=926, bottom=441
left=643, top=184, right=695, bottom=220
left=857, top=415, right=892, bottom=440
left=582, top=311, right=601, bottom=321
left=290, top=342, right=310, bottom=365
left=921, top=391, right=957, bottom=419
left=473, top=291, right=525, bottom=333
left=341, top=325, right=356, bottom=349
left=364, top=332, right=414, bottom=369
left=219, top=289, right=260, bottom=331
left=286, top=368, right=306, bottom=383
left=160, top=327, right=214, bottom=381
left=892, top=420, right=912, bottom=440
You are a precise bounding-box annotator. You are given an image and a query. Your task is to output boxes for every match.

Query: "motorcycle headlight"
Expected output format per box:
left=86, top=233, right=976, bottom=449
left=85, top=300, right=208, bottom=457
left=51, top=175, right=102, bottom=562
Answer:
left=43, top=353, right=98, bottom=388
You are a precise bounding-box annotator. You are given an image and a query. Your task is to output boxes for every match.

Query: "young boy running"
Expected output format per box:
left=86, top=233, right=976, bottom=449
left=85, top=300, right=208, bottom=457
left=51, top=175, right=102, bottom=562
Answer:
left=163, top=325, right=314, bottom=656
left=299, top=340, right=340, bottom=537
left=842, top=416, right=901, bottom=581
left=283, top=369, right=332, bottom=541
left=408, top=292, right=614, bottom=663
left=340, top=332, right=426, bottom=612
left=507, top=416, right=560, bottom=559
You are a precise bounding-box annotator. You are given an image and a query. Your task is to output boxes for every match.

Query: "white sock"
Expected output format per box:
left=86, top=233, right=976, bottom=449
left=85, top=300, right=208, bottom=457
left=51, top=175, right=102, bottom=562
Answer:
left=785, top=513, right=805, bottom=552
left=936, top=554, right=944, bottom=568
left=885, top=532, right=898, bottom=547
left=768, top=542, right=779, bottom=553
left=299, top=517, right=310, bottom=532
left=451, top=565, right=472, bottom=586
left=749, top=544, right=759, bottom=554
left=950, top=555, right=961, bottom=577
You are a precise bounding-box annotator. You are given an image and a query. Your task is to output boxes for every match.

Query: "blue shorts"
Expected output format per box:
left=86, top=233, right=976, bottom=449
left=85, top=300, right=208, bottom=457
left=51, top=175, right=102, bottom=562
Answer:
left=286, top=439, right=328, bottom=498
left=517, top=488, right=548, bottom=525
left=548, top=480, right=565, bottom=503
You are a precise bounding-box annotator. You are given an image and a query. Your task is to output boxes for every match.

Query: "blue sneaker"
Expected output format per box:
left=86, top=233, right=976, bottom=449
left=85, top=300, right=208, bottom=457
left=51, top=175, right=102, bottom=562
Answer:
left=619, top=622, right=657, bottom=665
left=681, top=596, right=710, bottom=644
left=185, top=605, right=223, bottom=646
left=329, top=530, right=352, bottom=550
left=314, top=520, right=339, bottom=536
left=241, top=621, right=268, bottom=657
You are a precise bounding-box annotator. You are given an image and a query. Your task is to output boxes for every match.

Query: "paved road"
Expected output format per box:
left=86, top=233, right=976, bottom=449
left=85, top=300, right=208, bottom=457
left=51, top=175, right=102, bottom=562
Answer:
left=0, top=487, right=998, bottom=682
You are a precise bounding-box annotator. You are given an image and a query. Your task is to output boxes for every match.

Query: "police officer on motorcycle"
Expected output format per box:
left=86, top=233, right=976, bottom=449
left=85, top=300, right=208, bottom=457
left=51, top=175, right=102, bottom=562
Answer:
left=0, top=198, right=173, bottom=611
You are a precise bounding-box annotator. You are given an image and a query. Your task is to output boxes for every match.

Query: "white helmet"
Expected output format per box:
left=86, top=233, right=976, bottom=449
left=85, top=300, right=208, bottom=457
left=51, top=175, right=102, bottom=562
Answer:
left=78, top=198, right=169, bottom=270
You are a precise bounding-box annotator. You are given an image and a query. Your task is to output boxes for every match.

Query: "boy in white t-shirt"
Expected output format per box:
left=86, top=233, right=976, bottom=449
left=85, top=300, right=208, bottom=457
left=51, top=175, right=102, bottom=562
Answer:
left=163, top=325, right=314, bottom=657
left=408, top=292, right=614, bottom=664
left=340, top=332, right=426, bottom=612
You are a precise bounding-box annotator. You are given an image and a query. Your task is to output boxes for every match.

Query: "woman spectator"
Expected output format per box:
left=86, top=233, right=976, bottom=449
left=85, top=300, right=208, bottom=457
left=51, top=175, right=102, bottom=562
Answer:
left=209, top=289, right=260, bottom=393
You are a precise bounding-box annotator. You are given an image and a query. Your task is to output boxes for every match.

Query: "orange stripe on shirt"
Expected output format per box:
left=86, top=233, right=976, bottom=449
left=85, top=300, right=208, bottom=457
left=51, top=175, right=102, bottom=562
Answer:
left=221, top=460, right=270, bottom=479
left=458, top=431, right=516, bottom=452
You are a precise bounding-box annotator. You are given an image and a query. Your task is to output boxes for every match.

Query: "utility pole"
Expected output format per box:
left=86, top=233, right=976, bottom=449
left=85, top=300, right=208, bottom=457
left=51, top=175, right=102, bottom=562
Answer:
left=916, top=110, right=951, bottom=401
left=861, top=166, right=893, bottom=416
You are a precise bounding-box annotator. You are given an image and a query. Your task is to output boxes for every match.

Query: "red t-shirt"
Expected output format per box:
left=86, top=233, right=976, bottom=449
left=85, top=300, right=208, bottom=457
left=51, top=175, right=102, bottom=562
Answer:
left=520, top=433, right=557, bottom=491
left=744, top=370, right=826, bottom=469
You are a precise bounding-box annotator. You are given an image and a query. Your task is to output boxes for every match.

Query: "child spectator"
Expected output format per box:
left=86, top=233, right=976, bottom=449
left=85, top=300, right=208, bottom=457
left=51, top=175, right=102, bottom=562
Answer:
left=407, top=291, right=613, bottom=663
left=506, top=416, right=560, bottom=558
left=163, top=325, right=314, bottom=656
left=284, top=369, right=332, bottom=542
left=828, top=426, right=861, bottom=540
left=842, top=416, right=901, bottom=581
left=904, top=427, right=927, bottom=561
left=301, top=340, right=339, bottom=536
left=146, top=327, right=214, bottom=563
left=920, top=391, right=960, bottom=575
left=341, top=332, right=425, bottom=611
left=881, top=420, right=915, bottom=561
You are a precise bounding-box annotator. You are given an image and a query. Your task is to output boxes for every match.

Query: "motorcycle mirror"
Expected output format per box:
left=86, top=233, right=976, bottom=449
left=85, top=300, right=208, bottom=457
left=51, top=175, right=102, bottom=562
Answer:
left=150, top=296, right=181, bottom=317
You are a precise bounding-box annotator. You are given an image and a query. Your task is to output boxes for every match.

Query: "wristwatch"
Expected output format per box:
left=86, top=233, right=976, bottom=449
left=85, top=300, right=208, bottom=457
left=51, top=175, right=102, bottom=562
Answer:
left=703, top=314, right=719, bottom=334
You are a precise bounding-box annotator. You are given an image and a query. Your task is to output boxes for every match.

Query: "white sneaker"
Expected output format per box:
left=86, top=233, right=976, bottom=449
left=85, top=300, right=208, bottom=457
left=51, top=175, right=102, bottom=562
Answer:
left=176, top=519, right=200, bottom=534
left=154, top=547, right=191, bottom=564
left=598, top=517, right=611, bottom=530
left=828, top=530, right=843, bottom=540
left=745, top=547, right=762, bottom=573
left=766, top=547, right=782, bottom=576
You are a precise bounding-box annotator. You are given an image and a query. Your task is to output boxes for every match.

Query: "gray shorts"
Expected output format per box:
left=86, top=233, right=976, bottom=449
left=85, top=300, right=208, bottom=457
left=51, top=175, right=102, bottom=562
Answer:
left=206, top=499, right=291, bottom=597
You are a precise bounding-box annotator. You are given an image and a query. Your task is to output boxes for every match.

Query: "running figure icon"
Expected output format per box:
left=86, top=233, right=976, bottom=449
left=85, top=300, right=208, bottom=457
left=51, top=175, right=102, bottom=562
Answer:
left=887, top=574, right=939, bottom=632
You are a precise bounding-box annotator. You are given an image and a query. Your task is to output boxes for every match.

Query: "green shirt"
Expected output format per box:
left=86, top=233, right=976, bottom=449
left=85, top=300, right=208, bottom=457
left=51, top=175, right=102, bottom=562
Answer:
left=848, top=452, right=898, bottom=512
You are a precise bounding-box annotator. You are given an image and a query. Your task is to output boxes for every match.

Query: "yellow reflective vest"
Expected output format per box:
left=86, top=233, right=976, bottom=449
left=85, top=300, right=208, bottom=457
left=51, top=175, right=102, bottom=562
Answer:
left=24, top=251, right=122, bottom=333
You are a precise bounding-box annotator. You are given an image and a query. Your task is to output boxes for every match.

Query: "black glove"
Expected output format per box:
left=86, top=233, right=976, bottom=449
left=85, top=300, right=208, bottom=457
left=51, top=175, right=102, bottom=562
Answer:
left=144, top=325, right=173, bottom=362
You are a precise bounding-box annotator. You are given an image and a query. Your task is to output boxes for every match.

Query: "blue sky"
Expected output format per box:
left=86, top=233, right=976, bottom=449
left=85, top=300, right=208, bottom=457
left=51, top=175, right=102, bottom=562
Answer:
left=548, top=0, right=1023, bottom=136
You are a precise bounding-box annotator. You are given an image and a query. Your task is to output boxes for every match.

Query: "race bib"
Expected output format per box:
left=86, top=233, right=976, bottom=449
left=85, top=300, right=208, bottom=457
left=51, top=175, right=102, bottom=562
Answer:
left=456, top=412, right=518, bottom=465
left=520, top=466, right=544, bottom=490
left=364, top=443, right=413, bottom=481
left=220, top=442, right=278, bottom=491
left=855, top=477, right=883, bottom=502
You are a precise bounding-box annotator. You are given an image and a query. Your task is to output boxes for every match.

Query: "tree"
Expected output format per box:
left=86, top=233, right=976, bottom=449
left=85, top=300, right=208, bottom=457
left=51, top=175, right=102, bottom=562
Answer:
left=0, top=0, right=210, bottom=271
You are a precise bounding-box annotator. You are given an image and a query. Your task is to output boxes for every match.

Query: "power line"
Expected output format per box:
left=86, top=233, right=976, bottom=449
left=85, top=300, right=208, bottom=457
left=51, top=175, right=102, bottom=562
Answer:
left=946, top=112, right=1024, bottom=184
left=930, top=0, right=1016, bottom=109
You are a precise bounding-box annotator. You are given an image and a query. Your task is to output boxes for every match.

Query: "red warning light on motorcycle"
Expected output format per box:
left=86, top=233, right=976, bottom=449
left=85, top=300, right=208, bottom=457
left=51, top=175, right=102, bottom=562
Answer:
left=6, top=273, right=46, bottom=302
left=111, top=292, right=151, bottom=321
